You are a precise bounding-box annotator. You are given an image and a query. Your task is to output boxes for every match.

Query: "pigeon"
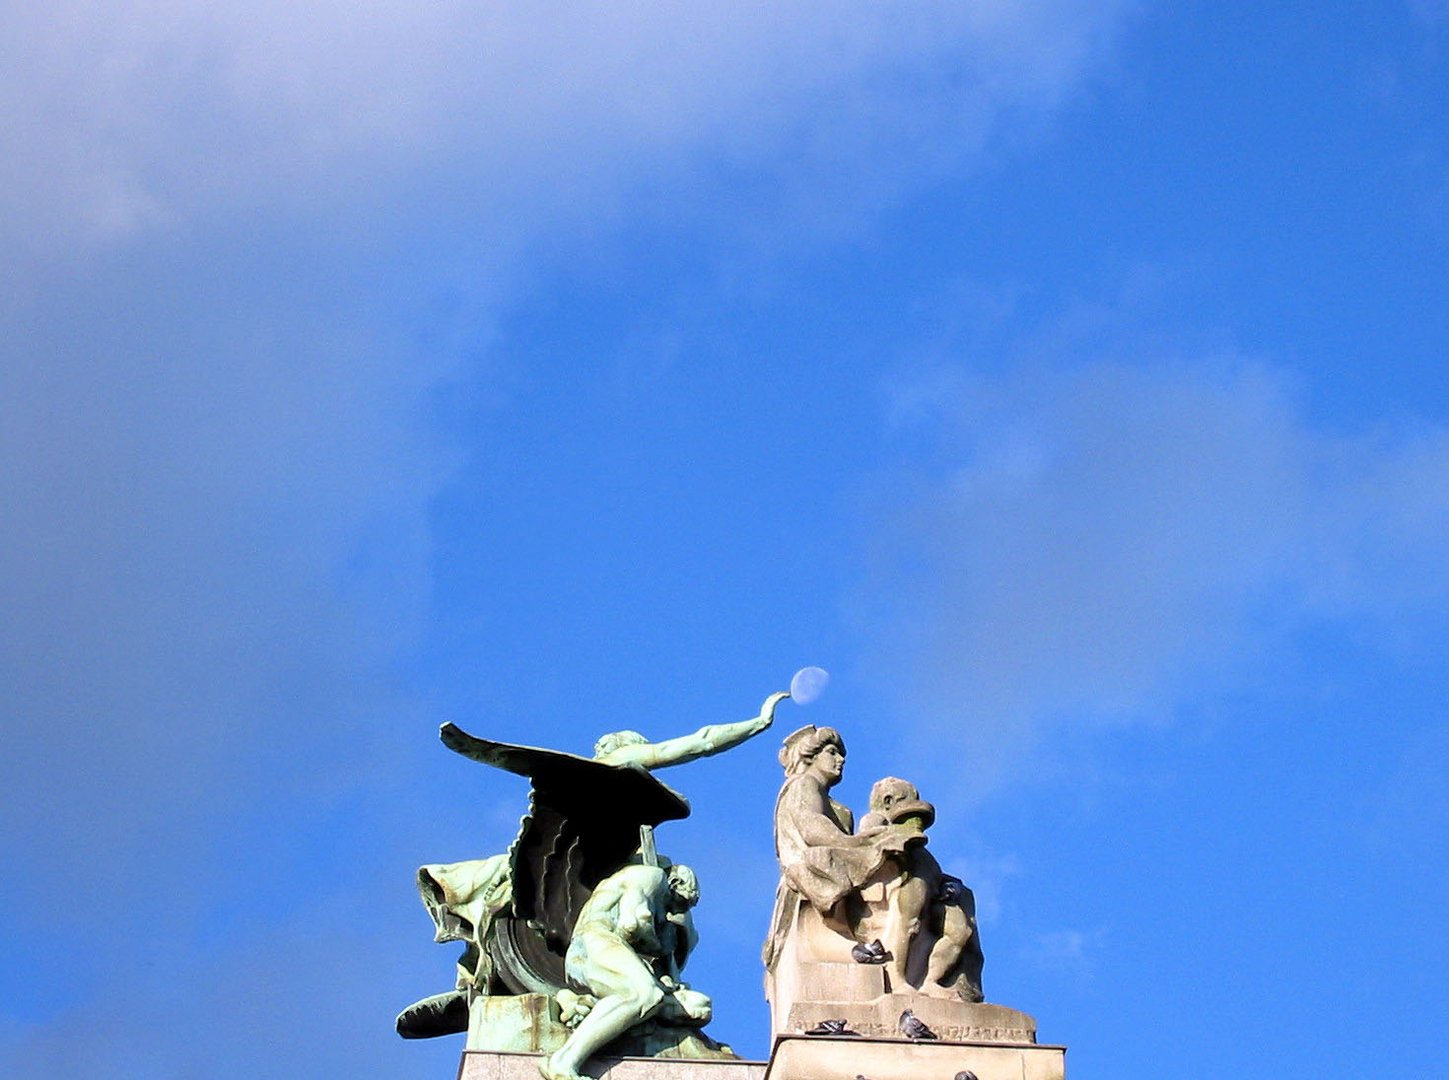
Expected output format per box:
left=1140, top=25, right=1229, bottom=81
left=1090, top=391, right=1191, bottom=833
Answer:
left=938, top=875, right=966, bottom=905
left=805, top=1018, right=860, bottom=1037
left=954, top=1072, right=980, bottom=1080
left=898, top=1008, right=939, bottom=1040
left=851, top=938, right=889, bottom=964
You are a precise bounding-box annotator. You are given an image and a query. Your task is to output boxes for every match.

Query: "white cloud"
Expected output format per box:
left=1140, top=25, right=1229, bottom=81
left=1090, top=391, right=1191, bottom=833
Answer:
left=1022, top=926, right=1105, bottom=980
left=0, top=266, right=449, bottom=926
left=0, top=4, right=1142, bottom=1067
left=0, top=1, right=1145, bottom=892
left=944, top=849, right=1023, bottom=926
left=862, top=358, right=1449, bottom=793
left=2, top=2, right=1135, bottom=256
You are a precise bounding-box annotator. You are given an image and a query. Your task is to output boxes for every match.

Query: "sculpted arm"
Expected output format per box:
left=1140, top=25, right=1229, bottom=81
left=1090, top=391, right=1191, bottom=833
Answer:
left=779, top=779, right=885, bottom=849
left=665, top=910, right=698, bottom=982
left=607, top=691, right=789, bottom=770
left=610, top=870, right=665, bottom=955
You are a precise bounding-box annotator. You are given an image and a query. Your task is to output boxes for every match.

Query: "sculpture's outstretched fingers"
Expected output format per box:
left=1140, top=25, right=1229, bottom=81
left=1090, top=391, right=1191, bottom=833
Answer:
left=761, top=690, right=791, bottom=721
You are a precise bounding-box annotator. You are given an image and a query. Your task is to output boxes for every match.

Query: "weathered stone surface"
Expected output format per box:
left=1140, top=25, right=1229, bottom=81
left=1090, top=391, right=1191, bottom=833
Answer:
left=766, top=898, right=1032, bottom=1044
left=457, top=1050, right=766, bottom=1080
left=763, top=730, right=985, bottom=1034
left=790, top=956, right=886, bottom=1006
left=764, top=1033, right=1065, bottom=1080
left=784, top=997, right=1036, bottom=1045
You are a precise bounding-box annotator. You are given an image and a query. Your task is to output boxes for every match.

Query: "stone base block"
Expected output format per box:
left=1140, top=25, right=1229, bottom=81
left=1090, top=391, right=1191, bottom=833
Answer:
left=785, top=998, right=1036, bottom=1044
left=456, top=1050, right=766, bottom=1080
left=764, top=1034, right=1065, bottom=1080
left=787, top=959, right=886, bottom=1006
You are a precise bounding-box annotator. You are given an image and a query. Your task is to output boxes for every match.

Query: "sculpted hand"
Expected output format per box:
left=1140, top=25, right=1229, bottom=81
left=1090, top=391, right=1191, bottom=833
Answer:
left=866, top=824, right=915, bottom=854
left=759, top=691, right=790, bottom=727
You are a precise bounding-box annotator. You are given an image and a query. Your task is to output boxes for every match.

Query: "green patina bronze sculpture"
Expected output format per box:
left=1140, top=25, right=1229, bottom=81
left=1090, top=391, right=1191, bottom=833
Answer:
left=397, top=691, right=788, bottom=1069
left=543, top=862, right=709, bottom=1080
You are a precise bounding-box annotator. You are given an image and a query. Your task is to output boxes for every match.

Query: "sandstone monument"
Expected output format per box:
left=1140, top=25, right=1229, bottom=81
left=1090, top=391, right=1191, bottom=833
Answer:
left=399, top=681, right=1065, bottom=1080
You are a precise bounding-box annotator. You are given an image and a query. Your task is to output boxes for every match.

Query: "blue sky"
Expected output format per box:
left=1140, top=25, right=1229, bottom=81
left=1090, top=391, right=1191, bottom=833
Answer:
left=2, top=4, right=1445, bottom=1077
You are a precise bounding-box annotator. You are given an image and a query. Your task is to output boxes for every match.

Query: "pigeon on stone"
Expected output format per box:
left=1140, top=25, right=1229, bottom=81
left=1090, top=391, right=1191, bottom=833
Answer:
left=805, top=1018, right=860, bottom=1037
left=938, top=875, right=966, bottom=904
left=954, top=1072, right=980, bottom=1080
left=898, top=1009, right=939, bottom=1040
left=851, top=938, right=889, bottom=964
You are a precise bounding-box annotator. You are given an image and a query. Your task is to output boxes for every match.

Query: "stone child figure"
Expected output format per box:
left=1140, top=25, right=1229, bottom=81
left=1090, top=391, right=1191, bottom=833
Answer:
left=541, top=864, right=710, bottom=1080
left=859, top=777, right=984, bottom=1001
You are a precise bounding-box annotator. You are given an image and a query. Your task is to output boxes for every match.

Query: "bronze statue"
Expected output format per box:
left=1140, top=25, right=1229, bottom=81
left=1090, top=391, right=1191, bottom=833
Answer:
left=398, top=692, right=786, bottom=1061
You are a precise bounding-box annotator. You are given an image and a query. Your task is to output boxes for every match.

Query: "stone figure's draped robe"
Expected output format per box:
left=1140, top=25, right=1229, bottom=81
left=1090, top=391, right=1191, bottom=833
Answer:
left=762, top=774, right=904, bottom=969
left=777, top=778, right=889, bottom=910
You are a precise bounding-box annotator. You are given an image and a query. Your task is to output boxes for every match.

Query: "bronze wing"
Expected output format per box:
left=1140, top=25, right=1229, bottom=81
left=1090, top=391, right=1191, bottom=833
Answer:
left=439, top=723, right=690, bottom=993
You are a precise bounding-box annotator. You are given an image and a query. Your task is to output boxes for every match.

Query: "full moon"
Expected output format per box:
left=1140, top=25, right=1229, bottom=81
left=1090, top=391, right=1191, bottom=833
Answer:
left=789, top=666, right=830, bottom=705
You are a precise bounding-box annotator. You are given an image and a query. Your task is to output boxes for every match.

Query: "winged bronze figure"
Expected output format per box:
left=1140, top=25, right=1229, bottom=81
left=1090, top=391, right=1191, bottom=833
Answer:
left=396, top=693, right=786, bottom=1042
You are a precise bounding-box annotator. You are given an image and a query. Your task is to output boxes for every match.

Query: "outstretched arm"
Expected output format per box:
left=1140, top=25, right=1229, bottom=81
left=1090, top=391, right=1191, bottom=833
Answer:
left=781, top=778, right=910, bottom=852
left=604, top=691, right=789, bottom=770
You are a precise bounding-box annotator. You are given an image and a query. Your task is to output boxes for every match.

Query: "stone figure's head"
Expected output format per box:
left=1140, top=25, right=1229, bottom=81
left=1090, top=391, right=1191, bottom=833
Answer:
left=867, top=776, right=937, bottom=833
left=593, top=729, right=648, bottom=759
left=779, top=725, right=846, bottom=784
left=666, top=864, right=700, bottom=910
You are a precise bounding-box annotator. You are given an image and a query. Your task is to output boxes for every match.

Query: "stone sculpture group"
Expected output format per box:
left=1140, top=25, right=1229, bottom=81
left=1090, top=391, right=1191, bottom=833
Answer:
left=764, top=725, right=984, bottom=1017
left=398, top=686, right=1049, bottom=1080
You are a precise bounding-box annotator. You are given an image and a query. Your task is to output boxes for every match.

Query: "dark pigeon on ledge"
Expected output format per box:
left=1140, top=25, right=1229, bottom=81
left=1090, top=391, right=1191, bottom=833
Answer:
left=850, top=938, right=889, bottom=964
left=805, top=1018, right=861, bottom=1037
left=898, top=1008, right=939, bottom=1040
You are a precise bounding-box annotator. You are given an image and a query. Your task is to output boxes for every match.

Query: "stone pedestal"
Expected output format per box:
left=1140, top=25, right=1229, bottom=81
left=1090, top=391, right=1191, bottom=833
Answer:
left=786, top=993, right=1036, bottom=1044
left=764, top=1033, right=1065, bottom=1080
left=763, top=895, right=1062, bottom=1078
left=765, top=902, right=1037, bottom=1043
left=456, top=1036, right=1064, bottom=1080
left=455, top=1051, right=766, bottom=1080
